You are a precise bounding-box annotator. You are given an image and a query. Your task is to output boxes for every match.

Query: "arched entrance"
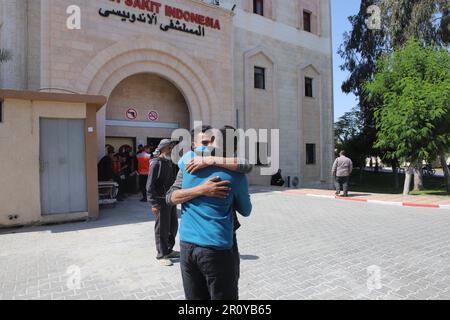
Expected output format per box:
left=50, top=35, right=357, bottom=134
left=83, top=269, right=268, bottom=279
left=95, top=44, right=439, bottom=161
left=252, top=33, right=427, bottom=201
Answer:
left=104, top=73, right=190, bottom=153
left=76, top=36, right=220, bottom=158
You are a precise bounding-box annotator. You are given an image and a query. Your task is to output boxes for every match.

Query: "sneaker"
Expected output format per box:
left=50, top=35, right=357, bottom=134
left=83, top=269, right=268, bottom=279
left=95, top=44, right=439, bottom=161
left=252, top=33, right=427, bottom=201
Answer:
left=158, top=258, right=173, bottom=267
left=165, top=251, right=180, bottom=259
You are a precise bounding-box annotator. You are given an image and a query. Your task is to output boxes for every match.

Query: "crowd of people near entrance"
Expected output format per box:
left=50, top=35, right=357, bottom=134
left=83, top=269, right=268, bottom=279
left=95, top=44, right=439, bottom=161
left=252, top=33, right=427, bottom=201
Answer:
left=97, top=144, right=157, bottom=202
left=97, top=126, right=253, bottom=300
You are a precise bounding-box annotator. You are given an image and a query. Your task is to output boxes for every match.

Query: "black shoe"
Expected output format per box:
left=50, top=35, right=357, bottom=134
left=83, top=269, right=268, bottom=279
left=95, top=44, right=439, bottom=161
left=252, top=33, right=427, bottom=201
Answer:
left=117, top=197, right=124, bottom=202
left=140, top=198, right=147, bottom=202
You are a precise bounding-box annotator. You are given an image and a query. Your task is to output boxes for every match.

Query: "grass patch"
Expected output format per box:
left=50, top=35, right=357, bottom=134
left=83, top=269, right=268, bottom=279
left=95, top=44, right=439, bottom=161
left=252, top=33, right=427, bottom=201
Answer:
left=349, top=169, right=449, bottom=196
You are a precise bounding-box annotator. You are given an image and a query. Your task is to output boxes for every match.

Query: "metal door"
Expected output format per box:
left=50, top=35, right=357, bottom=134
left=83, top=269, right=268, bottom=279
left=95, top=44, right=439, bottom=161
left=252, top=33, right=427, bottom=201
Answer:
left=40, top=118, right=87, bottom=215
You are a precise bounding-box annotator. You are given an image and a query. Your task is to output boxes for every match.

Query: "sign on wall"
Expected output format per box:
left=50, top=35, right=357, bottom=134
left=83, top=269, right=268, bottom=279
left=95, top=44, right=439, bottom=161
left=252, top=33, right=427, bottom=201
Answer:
left=147, top=110, right=159, bottom=122
left=125, top=108, right=138, bottom=120
left=99, top=0, right=222, bottom=38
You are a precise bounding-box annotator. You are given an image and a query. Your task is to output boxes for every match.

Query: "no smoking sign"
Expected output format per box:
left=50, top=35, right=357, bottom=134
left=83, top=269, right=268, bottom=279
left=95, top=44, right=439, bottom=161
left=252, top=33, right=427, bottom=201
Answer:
left=148, top=111, right=159, bottom=122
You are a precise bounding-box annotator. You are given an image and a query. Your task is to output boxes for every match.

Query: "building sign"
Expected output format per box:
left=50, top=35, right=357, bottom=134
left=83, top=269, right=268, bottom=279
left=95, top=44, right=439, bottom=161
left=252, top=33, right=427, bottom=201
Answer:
left=126, top=108, right=138, bottom=120
left=147, top=110, right=159, bottom=122
left=99, top=0, right=221, bottom=38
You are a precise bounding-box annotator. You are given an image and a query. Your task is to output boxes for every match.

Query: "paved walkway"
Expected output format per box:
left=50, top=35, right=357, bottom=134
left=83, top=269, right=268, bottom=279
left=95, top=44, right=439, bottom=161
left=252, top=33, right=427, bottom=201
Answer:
left=1, top=190, right=450, bottom=300
left=284, top=188, right=450, bottom=208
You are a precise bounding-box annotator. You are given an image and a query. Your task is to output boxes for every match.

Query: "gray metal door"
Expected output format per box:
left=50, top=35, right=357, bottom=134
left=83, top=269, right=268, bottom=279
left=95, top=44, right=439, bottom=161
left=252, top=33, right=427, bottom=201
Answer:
left=40, top=118, right=87, bottom=215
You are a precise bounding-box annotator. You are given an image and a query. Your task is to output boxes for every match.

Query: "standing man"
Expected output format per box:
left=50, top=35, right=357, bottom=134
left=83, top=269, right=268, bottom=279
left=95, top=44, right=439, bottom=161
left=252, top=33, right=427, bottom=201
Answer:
left=137, top=146, right=152, bottom=202
left=166, top=126, right=253, bottom=297
left=332, top=150, right=353, bottom=197
left=147, top=139, right=179, bottom=267
left=167, top=126, right=253, bottom=300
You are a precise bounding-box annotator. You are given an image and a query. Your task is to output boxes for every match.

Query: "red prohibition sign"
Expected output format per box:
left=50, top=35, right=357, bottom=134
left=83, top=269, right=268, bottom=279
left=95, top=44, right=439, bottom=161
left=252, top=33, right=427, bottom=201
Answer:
left=148, top=111, right=159, bottom=122
left=126, top=108, right=138, bottom=120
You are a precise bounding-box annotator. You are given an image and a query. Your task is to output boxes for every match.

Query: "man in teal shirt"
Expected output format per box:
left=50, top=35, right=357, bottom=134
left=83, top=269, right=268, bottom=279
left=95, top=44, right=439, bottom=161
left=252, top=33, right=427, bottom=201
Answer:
left=174, top=127, right=252, bottom=300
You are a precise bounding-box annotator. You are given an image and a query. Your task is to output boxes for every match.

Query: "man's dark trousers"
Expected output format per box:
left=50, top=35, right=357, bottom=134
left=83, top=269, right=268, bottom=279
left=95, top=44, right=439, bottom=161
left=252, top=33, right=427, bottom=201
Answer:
left=335, top=176, right=350, bottom=195
left=155, top=202, right=178, bottom=259
left=180, top=241, right=239, bottom=300
left=139, top=175, right=148, bottom=199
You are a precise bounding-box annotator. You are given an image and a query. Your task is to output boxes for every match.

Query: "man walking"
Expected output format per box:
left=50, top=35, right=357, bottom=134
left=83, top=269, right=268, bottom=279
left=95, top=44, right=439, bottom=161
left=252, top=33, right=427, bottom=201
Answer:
left=147, top=139, right=179, bottom=267
left=332, top=150, right=353, bottom=197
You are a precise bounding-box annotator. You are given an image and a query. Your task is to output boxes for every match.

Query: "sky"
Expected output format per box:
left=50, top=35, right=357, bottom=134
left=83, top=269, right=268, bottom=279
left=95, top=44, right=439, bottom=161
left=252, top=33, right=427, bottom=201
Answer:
left=331, top=0, right=361, bottom=121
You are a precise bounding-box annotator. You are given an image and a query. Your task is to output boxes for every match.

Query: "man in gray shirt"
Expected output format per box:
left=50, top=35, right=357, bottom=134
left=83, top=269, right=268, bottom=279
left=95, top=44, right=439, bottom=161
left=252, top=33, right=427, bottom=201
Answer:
left=332, top=150, right=353, bottom=197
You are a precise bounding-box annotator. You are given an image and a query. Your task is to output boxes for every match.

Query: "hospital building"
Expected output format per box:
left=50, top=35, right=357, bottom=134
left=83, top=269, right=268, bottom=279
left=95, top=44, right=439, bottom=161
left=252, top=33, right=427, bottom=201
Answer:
left=0, top=0, right=334, bottom=226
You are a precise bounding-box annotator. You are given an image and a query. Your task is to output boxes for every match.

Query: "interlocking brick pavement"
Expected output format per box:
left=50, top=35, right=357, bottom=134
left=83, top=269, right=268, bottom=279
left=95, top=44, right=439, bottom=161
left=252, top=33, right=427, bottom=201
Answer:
left=287, top=188, right=450, bottom=207
left=1, top=190, right=450, bottom=300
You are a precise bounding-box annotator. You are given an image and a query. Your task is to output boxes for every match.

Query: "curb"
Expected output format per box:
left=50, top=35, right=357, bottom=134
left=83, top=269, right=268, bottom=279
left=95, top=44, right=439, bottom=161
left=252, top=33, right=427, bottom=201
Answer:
left=284, top=191, right=450, bottom=210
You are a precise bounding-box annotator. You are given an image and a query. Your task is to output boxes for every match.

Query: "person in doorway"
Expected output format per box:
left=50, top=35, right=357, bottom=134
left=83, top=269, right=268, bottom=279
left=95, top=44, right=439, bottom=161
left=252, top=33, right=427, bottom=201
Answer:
left=147, top=139, right=180, bottom=267
left=122, top=145, right=137, bottom=196
left=332, top=150, right=353, bottom=197
left=137, top=146, right=152, bottom=202
left=112, top=152, right=126, bottom=202
left=98, top=146, right=115, bottom=182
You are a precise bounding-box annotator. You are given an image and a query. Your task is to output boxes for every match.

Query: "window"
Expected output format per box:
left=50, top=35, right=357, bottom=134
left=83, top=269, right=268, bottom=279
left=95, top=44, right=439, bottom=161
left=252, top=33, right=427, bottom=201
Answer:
left=305, top=77, right=313, bottom=97
left=253, top=0, right=264, bottom=16
left=306, top=144, right=316, bottom=165
left=303, top=10, right=312, bottom=32
left=254, top=66, right=266, bottom=90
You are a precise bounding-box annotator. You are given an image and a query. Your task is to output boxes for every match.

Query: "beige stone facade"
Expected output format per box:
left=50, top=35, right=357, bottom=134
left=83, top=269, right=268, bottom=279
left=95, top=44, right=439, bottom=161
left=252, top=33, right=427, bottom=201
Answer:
left=0, top=0, right=334, bottom=187
left=0, top=90, right=106, bottom=227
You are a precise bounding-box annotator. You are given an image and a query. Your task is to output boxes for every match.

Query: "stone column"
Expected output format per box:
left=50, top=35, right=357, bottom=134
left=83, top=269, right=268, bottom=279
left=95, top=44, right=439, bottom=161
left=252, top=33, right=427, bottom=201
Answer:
left=0, top=0, right=28, bottom=89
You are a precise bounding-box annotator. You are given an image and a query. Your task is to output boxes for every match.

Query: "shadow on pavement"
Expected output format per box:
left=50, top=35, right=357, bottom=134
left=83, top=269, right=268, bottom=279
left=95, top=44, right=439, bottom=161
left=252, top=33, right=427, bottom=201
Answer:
left=0, top=196, right=163, bottom=235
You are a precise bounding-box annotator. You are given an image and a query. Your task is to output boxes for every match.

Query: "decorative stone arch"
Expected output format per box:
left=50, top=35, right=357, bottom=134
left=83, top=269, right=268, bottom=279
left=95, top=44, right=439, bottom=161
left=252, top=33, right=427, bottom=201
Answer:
left=243, top=45, right=279, bottom=130
left=297, top=63, right=324, bottom=183
left=76, top=36, right=220, bottom=159
left=76, top=36, right=219, bottom=125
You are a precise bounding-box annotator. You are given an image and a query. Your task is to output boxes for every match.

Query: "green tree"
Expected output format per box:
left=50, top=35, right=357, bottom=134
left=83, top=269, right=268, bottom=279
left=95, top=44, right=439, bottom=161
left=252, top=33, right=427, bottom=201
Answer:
left=382, top=0, right=450, bottom=47
left=365, top=40, right=450, bottom=195
left=339, top=0, right=449, bottom=189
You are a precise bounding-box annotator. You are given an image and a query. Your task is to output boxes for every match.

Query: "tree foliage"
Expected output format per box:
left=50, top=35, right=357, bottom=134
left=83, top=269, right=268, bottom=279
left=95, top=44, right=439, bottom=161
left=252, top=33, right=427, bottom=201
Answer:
left=365, top=40, right=450, bottom=165
left=334, top=108, right=369, bottom=168
left=338, top=0, right=449, bottom=162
